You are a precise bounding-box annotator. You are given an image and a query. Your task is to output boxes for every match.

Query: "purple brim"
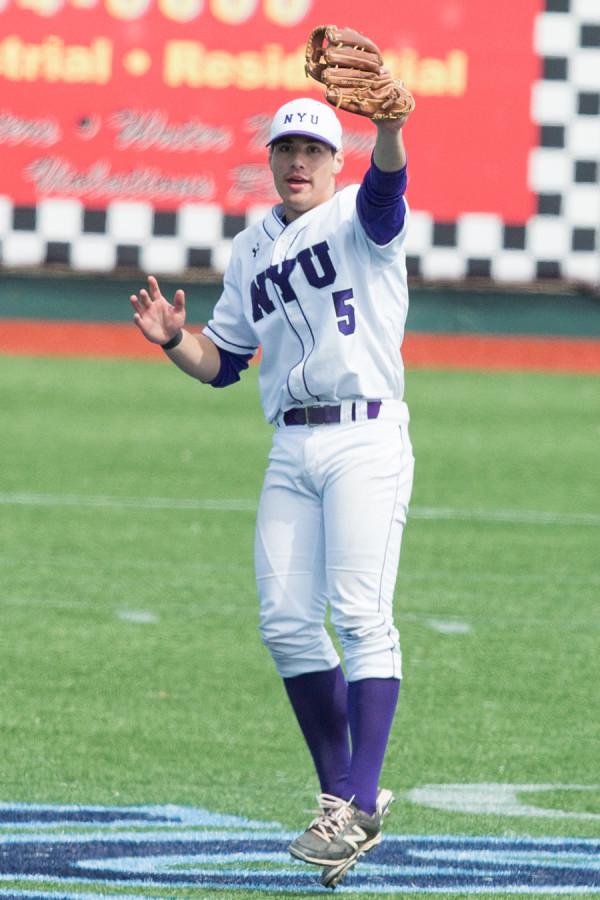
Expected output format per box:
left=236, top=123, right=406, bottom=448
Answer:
left=267, top=129, right=340, bottom=150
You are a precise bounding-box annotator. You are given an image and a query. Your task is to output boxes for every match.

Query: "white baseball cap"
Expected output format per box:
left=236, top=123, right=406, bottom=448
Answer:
left=267, top=98, right=343, bottom=151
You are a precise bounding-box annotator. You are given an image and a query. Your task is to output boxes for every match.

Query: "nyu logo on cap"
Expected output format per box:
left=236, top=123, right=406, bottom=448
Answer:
left=267, top=98, right=343, bottom=151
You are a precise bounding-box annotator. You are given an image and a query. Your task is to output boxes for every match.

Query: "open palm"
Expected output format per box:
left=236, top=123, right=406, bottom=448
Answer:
left=129, top=275, right=186, bottom=345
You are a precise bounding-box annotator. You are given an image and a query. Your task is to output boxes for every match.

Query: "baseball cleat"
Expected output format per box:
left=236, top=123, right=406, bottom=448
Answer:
left=319, top=788, right=395, bottom=890
left=288, top=788, right=394, bottom=883
left=288, top=793, right=348, bottom=864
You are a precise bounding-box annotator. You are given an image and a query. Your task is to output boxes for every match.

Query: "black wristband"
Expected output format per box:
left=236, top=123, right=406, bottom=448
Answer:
left=161, top=329, right=184, bottom=351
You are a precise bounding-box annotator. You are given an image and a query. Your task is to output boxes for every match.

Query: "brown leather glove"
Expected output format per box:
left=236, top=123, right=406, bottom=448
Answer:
left=305, top=25, right=415, bottom=121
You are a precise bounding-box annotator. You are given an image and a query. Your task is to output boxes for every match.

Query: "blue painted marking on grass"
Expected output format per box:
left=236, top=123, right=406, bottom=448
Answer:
left=0, top=893, right=155, bottom=900
left=0, top=803, right=599, bottom=895
left=0, top=802, right=277, bottom=830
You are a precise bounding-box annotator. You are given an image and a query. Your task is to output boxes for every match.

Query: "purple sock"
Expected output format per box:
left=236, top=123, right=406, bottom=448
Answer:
left=345, top=678, right=401, bottom=815
left=283, top=665, right=351, bottom=797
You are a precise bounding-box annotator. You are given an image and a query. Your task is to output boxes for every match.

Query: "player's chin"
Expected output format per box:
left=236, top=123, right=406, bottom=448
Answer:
left=283, top=194, right=312, bottom=218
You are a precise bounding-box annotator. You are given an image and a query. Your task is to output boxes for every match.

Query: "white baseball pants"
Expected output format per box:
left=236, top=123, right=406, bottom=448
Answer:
left=255, top=405, right=414, bottom=681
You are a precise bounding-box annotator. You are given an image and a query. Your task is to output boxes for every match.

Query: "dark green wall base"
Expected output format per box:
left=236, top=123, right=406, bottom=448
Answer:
left=1, top=272, right=599, bottom=337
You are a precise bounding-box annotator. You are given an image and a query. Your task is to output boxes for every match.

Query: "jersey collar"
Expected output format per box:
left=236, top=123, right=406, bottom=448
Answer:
left=262, top=204, right=287, bottom=241
left=263, top=194, right=339, bottom=242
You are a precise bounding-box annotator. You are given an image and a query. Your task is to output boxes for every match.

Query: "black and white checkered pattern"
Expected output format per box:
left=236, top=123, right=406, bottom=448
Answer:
left=398, top=0, right=600, bottom=286
left=0, top=196, right=243, bottom=276
left=0, top=0, right=598, bottom=286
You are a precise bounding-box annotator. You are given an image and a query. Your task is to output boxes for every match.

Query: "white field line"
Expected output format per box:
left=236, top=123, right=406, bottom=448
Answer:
left=425, top=618, right=473, bottom=635
left=410, top=505, right=600, bottom=526
left=116, top=609, right=159, bottom=624
left=0, top=492, right=599, bottom=526
left=0, top=492, right=256, bottom=512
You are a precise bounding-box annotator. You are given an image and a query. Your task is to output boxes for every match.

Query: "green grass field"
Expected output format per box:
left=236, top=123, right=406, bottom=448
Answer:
left=0, top=353, right=599, bottom=899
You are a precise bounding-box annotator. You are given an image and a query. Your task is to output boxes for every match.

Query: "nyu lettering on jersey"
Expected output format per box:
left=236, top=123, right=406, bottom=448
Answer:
left=204, top=168, right=410, bottom=424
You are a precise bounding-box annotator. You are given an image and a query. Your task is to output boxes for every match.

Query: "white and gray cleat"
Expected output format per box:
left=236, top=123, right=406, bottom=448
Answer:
left=319, top=788, right=395, bottom=889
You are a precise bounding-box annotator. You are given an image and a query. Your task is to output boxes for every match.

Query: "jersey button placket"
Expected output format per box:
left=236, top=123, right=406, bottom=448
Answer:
left=271, top=229, right=315, bottom=408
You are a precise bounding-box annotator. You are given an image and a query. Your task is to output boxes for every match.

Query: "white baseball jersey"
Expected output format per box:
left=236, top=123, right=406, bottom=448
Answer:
left=204, top=185, right=410, bottom=424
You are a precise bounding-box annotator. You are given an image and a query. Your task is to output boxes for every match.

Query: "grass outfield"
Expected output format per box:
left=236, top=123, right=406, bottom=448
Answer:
left=0, top=354, right=599, bottom=899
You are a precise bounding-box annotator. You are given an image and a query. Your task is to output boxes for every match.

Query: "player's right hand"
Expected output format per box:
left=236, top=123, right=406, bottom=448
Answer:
left=129, top=275, right=186, bottom=345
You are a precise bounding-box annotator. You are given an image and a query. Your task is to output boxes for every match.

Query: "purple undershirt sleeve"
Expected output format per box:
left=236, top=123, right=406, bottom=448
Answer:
left=209, top=345, right=253, bottom=388
left=356, top=158, right=408, bottom=246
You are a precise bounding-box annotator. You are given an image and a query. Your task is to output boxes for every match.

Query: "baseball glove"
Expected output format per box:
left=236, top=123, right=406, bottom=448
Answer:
left=305, top=25, right=415, bottom=121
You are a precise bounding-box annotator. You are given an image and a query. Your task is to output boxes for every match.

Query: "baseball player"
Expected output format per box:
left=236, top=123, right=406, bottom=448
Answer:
left=130, top=58, right=414, bottom=888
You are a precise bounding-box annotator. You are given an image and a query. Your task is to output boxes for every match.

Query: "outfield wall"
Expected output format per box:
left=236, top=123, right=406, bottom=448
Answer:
left=1, top=273, right=599, bottom=372
left=1, top=272, right=599, bottom=334
left=0, top=0, right=599, bottom=287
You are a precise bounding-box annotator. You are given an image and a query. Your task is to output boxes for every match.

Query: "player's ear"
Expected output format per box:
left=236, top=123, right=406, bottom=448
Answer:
left=332, top=150, right=344, bottom=175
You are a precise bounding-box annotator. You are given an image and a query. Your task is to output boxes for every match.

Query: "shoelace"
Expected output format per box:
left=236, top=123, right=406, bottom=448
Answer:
left=308, top=794, right=355, bottom=843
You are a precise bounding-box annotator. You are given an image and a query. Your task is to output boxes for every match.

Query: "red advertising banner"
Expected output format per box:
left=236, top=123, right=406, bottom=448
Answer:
left=0, top=0, right=540, bottom=220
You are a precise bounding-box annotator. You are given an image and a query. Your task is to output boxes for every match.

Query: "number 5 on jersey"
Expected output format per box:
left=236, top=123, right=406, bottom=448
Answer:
left=332, top=288, right=356, bottom=335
